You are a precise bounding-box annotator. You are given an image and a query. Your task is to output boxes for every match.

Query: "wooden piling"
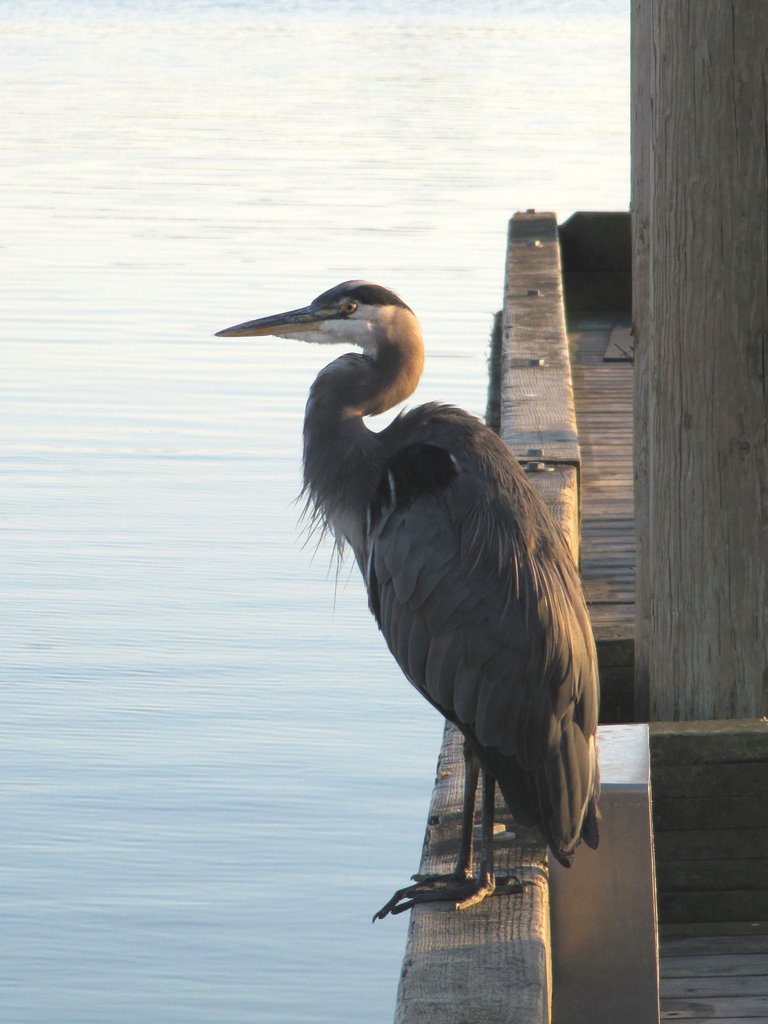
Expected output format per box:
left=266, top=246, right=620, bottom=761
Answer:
left=632, top=0, right=768, bottom=720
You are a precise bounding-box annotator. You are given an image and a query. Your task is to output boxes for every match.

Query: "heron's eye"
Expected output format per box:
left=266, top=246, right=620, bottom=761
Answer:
left=340, top=301, right=358, bottom=316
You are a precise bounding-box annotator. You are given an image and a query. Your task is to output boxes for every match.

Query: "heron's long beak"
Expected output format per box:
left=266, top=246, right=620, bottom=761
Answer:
left=215, top=304, right=334, bottom=338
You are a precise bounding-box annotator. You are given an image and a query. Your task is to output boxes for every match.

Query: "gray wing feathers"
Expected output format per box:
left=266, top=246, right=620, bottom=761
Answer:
left=369, top=486, right=579, bottom=750
left=366, top=465, right=598, bottom=858
left=406, top=613, right=430, bottom=683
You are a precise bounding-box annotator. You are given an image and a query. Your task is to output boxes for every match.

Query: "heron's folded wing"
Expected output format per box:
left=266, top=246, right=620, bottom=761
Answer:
left=365, top=447, right=599, bottom=856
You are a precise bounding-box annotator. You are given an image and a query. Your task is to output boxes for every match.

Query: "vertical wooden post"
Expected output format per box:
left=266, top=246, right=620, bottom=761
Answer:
left=631, top=0, right=653, bottom=722
left=550, top=725, right=659, bottom=1024
left=633, top=0, right=768, bottom=720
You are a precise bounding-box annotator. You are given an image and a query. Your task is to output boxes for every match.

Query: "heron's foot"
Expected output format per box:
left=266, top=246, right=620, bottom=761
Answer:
left=372, top=872, right=524, bottom=921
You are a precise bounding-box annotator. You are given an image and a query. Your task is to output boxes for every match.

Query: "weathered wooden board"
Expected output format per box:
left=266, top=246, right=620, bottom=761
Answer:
left=500, top=212, right=579, bottom=465
left=659, top=931, right=768, bottom=1023
left=587, top=603, right=634, bottom=635
left=662, top=931, right=768, bottom=955
left=657, top=860, right=767, bottom=893
left=522, top=465, right=579, bottom=561
left=650, top=720, right=768, bottom=766
left=631, top=0, right=652, bottom=723
left=634, top=2, right=768, bottom=722
left=654, top=829, right=768, bottom=863
left=651, top=720, right=768, bottom=927
left=394, top=724, right=550, bottom=1024
left=652, top=761, right=768, bottom=799
left=663, top=974, right=768, bottom=999
left=558, top=211, right=632, bottom=272
left=654, top=794, right=768, bottom=832
left=661, top=953, right=768, bottom=978
left=396, top=209, right=645, bottom=1020
left=485, top=309, right=504, bottom=434
left=567, top=312, right=635, bottom=721
left=558, top=211, right=632, bottom=314
left=396, top=213, right=589, bottom=1024
left=660, top=994, right=768, bottom=1020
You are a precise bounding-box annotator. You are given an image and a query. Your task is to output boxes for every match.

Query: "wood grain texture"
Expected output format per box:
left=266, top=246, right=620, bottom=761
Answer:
left=396, top=213, right=586, bottom=1024
left=662, top=953, right=767, bottom=978
left=650, top=719, right=768, bottom=926
left=568, top=312, right=635, bottom=722
left=650, top=719, right=768, bottom=765
left=559, top=212, right=632, bottom=314
left=634, top=0, right=768, bottom=720
left=652, top=761, right=768, bottom=799
left=394, top=724, right=550, bottom=1024
left=500, top=212, right=579, bottom=465
left=523, top=465, right=579, bottom=561
left=654, top=829, right=768, bottom=863
left=395, top=209, right=641, bottom=1020
left=659, top=937, right=768, bottom=1024
left=631, top=0, right=652, bottom=721
left=659, top=892, right=768, bottom=928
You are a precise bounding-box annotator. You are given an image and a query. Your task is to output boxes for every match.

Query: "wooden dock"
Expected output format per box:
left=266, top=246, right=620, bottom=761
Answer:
left=396, top=211, right=658, bottom=1023
left=569, top=310, right=634, bottom=720
left=394, top=210, right=768, bottom=1023
left=561, top=213, right=768, bottom=1023
left=560, top=211, right=635, bottom=724
left=660, top=929, right=768, bottom=1023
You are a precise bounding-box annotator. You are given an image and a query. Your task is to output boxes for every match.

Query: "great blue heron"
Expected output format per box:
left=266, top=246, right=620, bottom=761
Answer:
left=216, top=280, right=600, bottom=918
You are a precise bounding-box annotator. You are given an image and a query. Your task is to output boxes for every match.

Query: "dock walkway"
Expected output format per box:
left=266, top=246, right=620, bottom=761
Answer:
left=561, top=228, right=768, bottom=1024
left=568, top=310, right=634, bottom=722
left=659, top=930, right=768, bottom=1023
left=394, top=211, right=767, bottom=1022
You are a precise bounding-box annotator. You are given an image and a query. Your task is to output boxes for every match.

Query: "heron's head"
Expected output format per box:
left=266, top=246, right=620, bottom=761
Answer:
left=215, top=280, right=421, bottom=355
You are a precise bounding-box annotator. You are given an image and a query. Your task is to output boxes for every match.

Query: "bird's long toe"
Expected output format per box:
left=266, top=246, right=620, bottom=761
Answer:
left=372, top=872, right=524, bottom=921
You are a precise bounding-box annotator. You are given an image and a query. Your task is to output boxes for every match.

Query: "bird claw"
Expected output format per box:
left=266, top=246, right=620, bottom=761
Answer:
left=372, top=873, right=525, bottom=921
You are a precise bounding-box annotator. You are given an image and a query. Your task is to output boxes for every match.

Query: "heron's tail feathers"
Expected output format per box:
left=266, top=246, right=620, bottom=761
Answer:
left=581, top=791, right=601, bottom=851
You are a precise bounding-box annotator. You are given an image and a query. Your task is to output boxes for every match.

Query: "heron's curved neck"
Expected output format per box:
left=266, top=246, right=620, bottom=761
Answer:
left=302, top=330, right=424, bottom=555
left=360, top=334, right=424, bottom=416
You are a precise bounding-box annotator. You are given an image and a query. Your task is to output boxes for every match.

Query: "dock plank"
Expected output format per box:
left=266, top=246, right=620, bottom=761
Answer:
left=567, top=312, right=635, bottom=721
left=661, top=953, right=768, bottom=978
left=663, top=974, right=768, bottom=999
left=500, top=212, right=579, bottom=466
left=660, top=932, right=768, bottom=1023
left=660, top=997, right=768, bottom=1020
left=394, top=725, right=550, bottom=1024
left=396, top=212, right=585, bottom=1024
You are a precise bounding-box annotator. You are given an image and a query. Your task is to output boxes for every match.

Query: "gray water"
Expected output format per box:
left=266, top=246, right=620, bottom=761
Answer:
left=1, top=2, right=629, bottom=1021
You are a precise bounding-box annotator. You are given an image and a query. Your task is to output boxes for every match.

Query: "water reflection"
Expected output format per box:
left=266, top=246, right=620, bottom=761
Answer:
left=1, top=2, right=628, bottom=1021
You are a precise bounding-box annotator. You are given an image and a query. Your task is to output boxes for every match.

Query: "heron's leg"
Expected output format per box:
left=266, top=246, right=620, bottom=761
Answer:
left=454, top=766, right=497, bottom=910
left=454, top=740, right=480, bottom=879
left=461, top=767, right=525, bottom=905
left=413, top=738, right=479, bottom=883
left=372, top=748, right=523, bottom=921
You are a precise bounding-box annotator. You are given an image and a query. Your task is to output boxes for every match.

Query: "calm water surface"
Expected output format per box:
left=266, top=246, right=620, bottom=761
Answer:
left=1, top=2, right=628, bottom=1021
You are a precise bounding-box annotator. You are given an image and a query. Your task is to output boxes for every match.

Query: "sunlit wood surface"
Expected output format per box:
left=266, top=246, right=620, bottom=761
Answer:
left=660, top=929, right=768, bottom=1023
left=568, top=312, right=635, bottom=722
left=566, top=304, right=768, bottom=1024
